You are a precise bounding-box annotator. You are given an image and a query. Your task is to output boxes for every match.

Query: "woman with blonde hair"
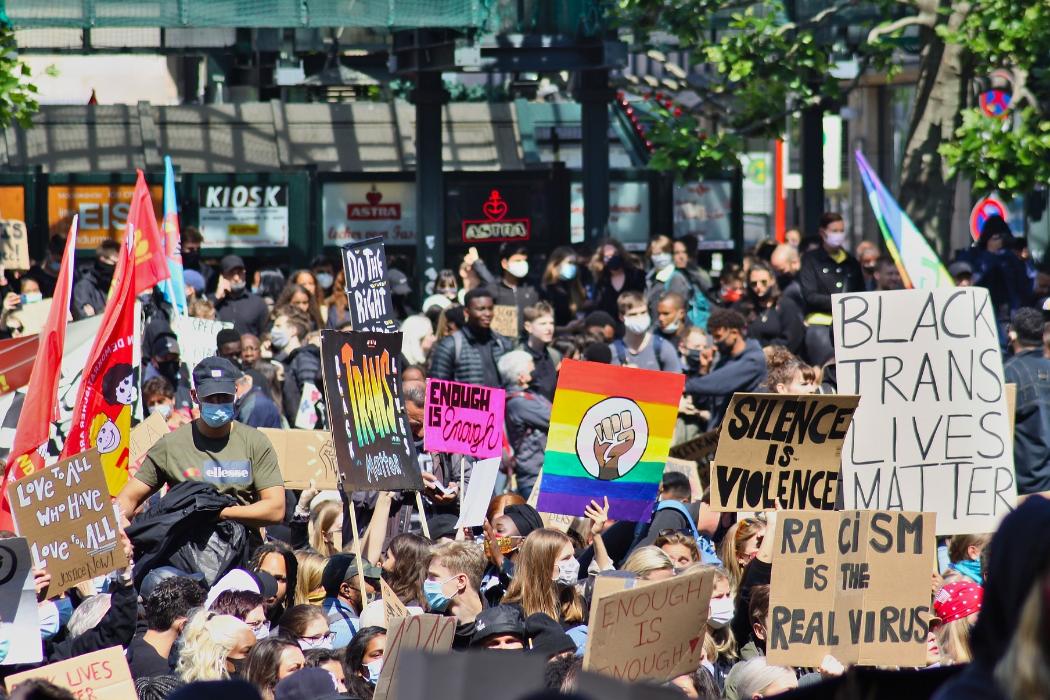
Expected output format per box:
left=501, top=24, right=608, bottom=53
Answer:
left=720, top=518, right=766, bottom=592
left=621, top=546, right=675, bottom=581
left=653, top=531, right=701, bottom=569
left=502, top=529, right=584, bottom=625
left=307, top=501, right=343, bottom=557
left=933, top=580, right=983, bottom=665
left=176, top=611, right=255, bottom=682
left=294, top=551, right=329, bottom=605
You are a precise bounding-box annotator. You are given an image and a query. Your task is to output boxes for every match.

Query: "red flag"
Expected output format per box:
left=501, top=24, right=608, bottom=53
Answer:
left=63, top=187, right=139, bottom=497
left=0, top=217, right=79, bottom=530
left=128, top=171, right=169, bottom=294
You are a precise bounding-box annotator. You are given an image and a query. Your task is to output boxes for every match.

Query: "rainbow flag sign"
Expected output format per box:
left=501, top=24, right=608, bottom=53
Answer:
left=536, top=359, right=685, bottom=522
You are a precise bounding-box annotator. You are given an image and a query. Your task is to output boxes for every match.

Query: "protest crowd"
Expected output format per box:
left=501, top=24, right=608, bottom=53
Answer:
left=0, top=200, right=1048, bottom=700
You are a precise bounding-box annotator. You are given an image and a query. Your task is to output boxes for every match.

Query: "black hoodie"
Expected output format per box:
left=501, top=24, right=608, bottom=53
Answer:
left=931, top=496, right=1050, bottom=700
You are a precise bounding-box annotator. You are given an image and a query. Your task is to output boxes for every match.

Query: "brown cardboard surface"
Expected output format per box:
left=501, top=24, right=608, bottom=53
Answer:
left=7, top=450, right=128, bottom=598
left=7, top=646, right=133, bottom=699
left=664, top=457, right=703, bottom=501
left=491, top=305, right=518, bottom=339
left=766, top=509, right=936, bottom=667
left=259, top=428, right=339, bottom=490
left=381, top=577, right=410, bottom=625
left=668, top=430, right=719, bottom=462
left=0, top=219, right=29, bottom=269
left=129, top=410, right=167, bottom=470
left=584, top=569, right=713, bottom=683
left=709, top=393, right=859, bottom=512
left=374, top=614, right=457, bottom=700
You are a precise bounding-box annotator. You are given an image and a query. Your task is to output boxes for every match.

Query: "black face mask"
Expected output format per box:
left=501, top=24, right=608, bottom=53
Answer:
left=156, top=359, right=180, bottom=380
left=683, top=349, right=703, bottom=373
left=775, top=271, right=795, bottom=290
left=182, top=250, right=200, bottom=269
left=605, top=255, right=624, bottom=271
left=228, top=656, right=247, bottom=677
left=94, top=260, right=115, bottom=288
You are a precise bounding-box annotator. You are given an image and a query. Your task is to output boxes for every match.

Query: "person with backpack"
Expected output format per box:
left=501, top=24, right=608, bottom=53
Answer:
left=608, top=291, right=682, bottom=372
left=520, top=302, right=559, bottom=401
left=499, top=350, right=551, bottom=500
left=429, top=288, right=514, bottom=388
left=646, top=235, right=712, bottom=332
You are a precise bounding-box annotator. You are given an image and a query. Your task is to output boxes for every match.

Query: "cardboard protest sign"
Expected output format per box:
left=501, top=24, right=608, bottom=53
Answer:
left=7, top=450, right=128, bottom=598
left=7, top=646, right=133, bottom=699
left=664, top=457, right=703, bottom=501
left=374, top=614, right=457, bottom=700
left=833, top=288, right=1017, bottom=534
left=0, top=537, right=42, bottom=664
left=710, top=393, right=859, bottom=512
left=381, top=577, right=409, bottom=624
left=259, top=428, right=339, bottom=490
left=171, top=314, right=233, bottom=372
left=455, top=457, right=501, bottom=528
left=10, top=298, right=53, bottom=337
left=0, top=219, right=29, bottom=269
left=536, top=359, right=685, bottom=521
left=423, top=378, right=505, bottom=458
left=584, top=568, right=713, bottom=682
left=320, top=330, right=423, bottom=492
left=767, top=509, right=935, bottom=667
left=491, top=304, right=518, bottom=338
left=668, top=429, right=719, bottom=462
left=129, top=410, right=167, bottom=471
left=342, top=237, right=397, bottom=333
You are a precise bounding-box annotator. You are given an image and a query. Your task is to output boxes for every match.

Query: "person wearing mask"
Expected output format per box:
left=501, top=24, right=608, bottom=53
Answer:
left=117, top=356, right=286, bottom=528
left=1004, top=307, right=1050, bottom=495
left=672, top=235, right=712, bottom=293
left=272, top=306, right=322, bottom=426
left=645, top=235, right=699, bottom=318
left=73, top=239, right=120, bottom=320
left=590, top=238, right=646, bottom=320
left=609, top=291, right=682, bottom=372
left=481, top=503, right=544, bottom=606
left=180, top=226, right=213, bottom=289
left=320, top=554, right=383, bottom=648
left=540, top=246, right=586, bottom=330
left=769, top=243, right=803, bottom=309
left=873, top=256, right=905, bottom=291
left=142, top=377, right=192, bottom=429
left=737, top=260, right=804, bottom=354
left=251, top=542, right=298, bottom=624
left=183, top=268, right=206, bottom=306
left=424, top=541, right=489, bottom=649
left=380, top=533, right=432, bottom=608
left=310, top=256, right=336, bottom=297
left=234, top=371, right=283, bottom=429
left=276, top=282, right=323, bottom=332
left=676, top=326, right=714, bottom=441
left=856, top=240, right=880, bottom=290
left=24, top=233, right=65, bottom=299
left=429, top=288, right=514, bottom=388
left=143, top=334, right=194, bottom=410
left=278, top=604, right=334, bottom=652
left=499, top=350, right=551, bottom=500
left=502, top=529, right=584, bottom=630
left=128, top=576, right=206, bottom=679
left=798, top=212, right=865, bottom=365
left=684, top=308, right=767, bottom=427
left=521, top=302, right=558, bottom=401
left=433, top=268, right=461, bottom=303
left=344, top=626, right=386, bottom=699
left=472, top=243, right=539, bottom=335
left=267, top=304, right=308, bottom=363
left=654, top=292, right=691, bottom=345
left=176, top=611, right=255, bottom=682
left=212, top=255, right=270, bottom=336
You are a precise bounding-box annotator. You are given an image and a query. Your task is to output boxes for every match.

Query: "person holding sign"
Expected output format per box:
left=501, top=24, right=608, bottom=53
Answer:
left=116, top=357, right=285, bottom=528
left=429, top=288, right=514, bottom=389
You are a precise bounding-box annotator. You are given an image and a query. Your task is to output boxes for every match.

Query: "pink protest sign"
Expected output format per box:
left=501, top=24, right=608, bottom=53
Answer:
left=423, top=379, right=505, bottom=458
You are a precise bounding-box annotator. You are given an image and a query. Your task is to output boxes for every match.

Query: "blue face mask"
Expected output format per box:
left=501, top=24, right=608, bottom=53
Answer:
left=365, top=659, right=383, bottom=685
left=559, top=262, right=577, bottom=281
left=200, top=401, right=234, bottom=428
left=954, top=558, right=983, bottom=586
left=423, top=577, right=453, bottom=612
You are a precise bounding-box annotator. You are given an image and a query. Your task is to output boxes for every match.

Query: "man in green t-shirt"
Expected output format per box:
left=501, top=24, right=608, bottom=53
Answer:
left=117, top=356, right=286, bottom=527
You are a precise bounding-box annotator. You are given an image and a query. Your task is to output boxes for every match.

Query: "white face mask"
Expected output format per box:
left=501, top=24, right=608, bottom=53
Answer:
left=554, top=558, right=580, bottom=587
left=824, top=231, right=846, bottom=248
left=150, top=403, right=173, bottom=419
left=316, top=272, right=334, bottom=289
left=507, top=260, right=529, bottom=279
left=708, top=596, right=734, bottom=629
left=624, top=314, right=651, bottom=335
left=651, top=253, right=672, bottom=270
left=365, top=659, right=383, bottom=686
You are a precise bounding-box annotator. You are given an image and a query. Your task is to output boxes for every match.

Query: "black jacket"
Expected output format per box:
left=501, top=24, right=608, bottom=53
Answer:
left=212, top=289, right=270, bottom=337
left=282, top=344, right=323, bottom=426
left=47, top=578, right=137, bottom=662
left=736, top=295, right=805, bottom=354
left=522, top=342, right=558, bottom=401
left=71, top=270, right=109, bottom=320
left=797, top=247, right=865, bottom=316
left=126, top=481, right=247, bottom=588
left=429, top=326, right=513, bottom=388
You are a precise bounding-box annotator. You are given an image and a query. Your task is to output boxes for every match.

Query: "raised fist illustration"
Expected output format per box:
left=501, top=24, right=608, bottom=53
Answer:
left=593, top=410, right=636, bottom=480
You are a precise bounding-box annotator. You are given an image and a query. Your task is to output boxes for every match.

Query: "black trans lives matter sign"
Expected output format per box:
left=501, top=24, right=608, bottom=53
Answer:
left=342, top=237, right=397, bottom=333
left=320, top=330, right=423, bottom=492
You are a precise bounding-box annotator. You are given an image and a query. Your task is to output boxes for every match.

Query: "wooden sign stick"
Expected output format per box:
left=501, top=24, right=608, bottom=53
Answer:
left=415, top=491, right=431, bottom=539
left=346, top=501, right=369, bottom=607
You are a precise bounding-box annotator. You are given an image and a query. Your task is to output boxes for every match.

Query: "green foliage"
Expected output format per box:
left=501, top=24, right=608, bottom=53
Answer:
left=612, top=0, right=901, bottom=180
left=938, top=1, right=1050, bottom=198
left=0, top=26, right=39, bottom=129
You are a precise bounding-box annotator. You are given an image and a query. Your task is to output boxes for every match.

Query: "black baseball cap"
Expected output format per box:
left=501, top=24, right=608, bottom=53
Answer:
left=470, top=605, right=526, bottom=647
left=321, top=554, right=383, bottom=597
left=192, top=356, right=243, bottom=398
left=221, top=254, right=246, bottom=273
left=151, top=334, right=181, bottom=359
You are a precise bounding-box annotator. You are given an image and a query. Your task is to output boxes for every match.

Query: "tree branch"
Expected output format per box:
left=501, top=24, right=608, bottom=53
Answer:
left=866, top=12, right=935, bottom=44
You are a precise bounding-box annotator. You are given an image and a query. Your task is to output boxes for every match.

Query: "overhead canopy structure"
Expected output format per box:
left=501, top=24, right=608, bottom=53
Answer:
left=5, top=0, right=493, bottom=29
